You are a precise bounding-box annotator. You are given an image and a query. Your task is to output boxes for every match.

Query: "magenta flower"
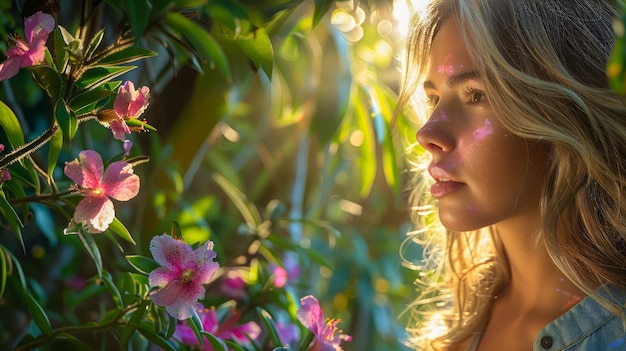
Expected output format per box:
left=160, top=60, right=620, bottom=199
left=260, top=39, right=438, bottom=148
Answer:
left=110, top=81, right=150, bottom=141
left=0, top=144, right=9, bottom=185
left=219, top=269, right=248, bottom=300
left=64, top=150, right=139, bottom=233
left=297, top=295, right=352, bottom=351
left=148, top=235, right=220, bottom=320
left=174, top=304, right=261, bottom=350
left=0, top=11, right=55, bottom=81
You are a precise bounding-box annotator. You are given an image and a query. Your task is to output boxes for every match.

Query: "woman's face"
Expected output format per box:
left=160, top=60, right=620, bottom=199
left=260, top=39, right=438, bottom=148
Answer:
left=416, top=20, right=550, bottom=232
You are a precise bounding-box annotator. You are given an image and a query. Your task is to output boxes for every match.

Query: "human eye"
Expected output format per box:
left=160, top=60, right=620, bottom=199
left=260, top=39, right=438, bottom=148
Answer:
left=462, top=86, right=487, bottom=104
left=424, top=93, right=439, bottom=108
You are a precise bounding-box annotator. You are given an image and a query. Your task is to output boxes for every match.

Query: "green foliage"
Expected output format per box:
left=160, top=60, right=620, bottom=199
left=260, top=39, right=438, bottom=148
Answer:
left=0, top=0, right=419, bottom=350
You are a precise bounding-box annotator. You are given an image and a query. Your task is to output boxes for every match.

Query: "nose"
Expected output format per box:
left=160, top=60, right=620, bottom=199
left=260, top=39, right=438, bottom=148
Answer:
left=416, top=108, right=455, bottom=153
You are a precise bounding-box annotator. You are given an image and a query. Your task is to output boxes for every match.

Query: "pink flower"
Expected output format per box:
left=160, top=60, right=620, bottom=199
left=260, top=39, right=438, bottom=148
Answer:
left=174, top=304, right=261, bottom=350
left=110, top=81, right=150, bottom=141
left=0, top=11, right=55, bottom=81
left=297, top=295, right=352, bottom=351
left=148, top=235, right=220, bottom=320
left=219, top=269, right=248, bottom=300
left=64, top=150, right=139, bottom=233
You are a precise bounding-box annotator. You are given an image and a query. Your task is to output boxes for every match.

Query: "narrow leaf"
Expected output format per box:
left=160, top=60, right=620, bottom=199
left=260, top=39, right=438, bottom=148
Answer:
left=126, top=255, right=160, bottom=275
left=107, top=217, right=136, bottom=245
left=54, top=99, right=77, bottom=141
left=29, top=66, right=63, bottom=101
left=53, top=26, right=69, bottom=72
left=83, top=28, right=105, bottom=60
left=96, top=47, right=157, bottom=66
left=74, top=66, right=135, bottom=91
left=77, top=230, right=103, bottom=278
left=0, top=245, right=6, bottom=297
left=164, top=12, right=231, bottom=78
left=313, top=0, right=334, bottom=28
left=24, top=290, right=53, bottom=335
left=211, top=172, right=261, bottom=227
left=201, top=331, right=228, bottom=351
left=68, top=89, right=114, bottom=114
left=237, top=27, right=274, bottom=78
left=258, top=308, right=283, bottom=348
left=0, top=100, right=25, bottom=150
left=47, top=127, right=63, bottom=179
left=135, top=324, right=176, bottom=351
left=121, top=299, right=148, bottom=346
left=0, top=190, right=24, bottom=250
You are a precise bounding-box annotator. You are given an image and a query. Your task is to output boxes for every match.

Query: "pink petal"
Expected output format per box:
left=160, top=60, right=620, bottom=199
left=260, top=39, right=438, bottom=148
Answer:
left=101, top=161, right=139, bottom=201
left=297, top=295, right=325, bottom=336
left=126, top=87, right=150, bottom=117
left=0, top=56, right=22, bottom=81
left=149, top=234, right=194, bottom=269
left=192, top=260, right=219, bottom=286
left=74, top=196, right=114, bottom=233
left=149, top=278, right=184, bottom=307
left=64, top=150, right=104, bottom=188
left=109, top=118, right=131, bottom=141
left=165, top=287, right=203, bottom=320
left=24, top=11, right=55, bottom=43
left=20, top=35, right=47, bottom=67
left=148, top=266, right=179, bottom=288
left=226, top=321, right=262, bottom=343
left=114, top=81, right=135, bottom=117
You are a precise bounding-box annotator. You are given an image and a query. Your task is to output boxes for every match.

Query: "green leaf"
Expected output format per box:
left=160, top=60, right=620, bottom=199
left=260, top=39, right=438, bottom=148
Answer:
left=0, top=245, right=6, bottom=297
left=126, top=255, right=160, bottom=275
left=165, top=315, right=177, bottom=339
left=211, top=172, right=261, bottom=227
left=224, top=340, right=246, bottom=351
left=0, top=100, right=24, bottom=150
left=107, top=217, right=136, bottom=245
left=24, top=290, right=53, bottom=335
left=164, top=12, right=231, bottom=78
left=188, top=309, right=204, bottom=347
left=128, top=0, right=152, bottom=42
left=201, top=331, right=228, bottom=351
left=76, top=230, right=103, bottom=278
left=54, top=99, right=77, bottom=141
left=313, top=0, right=334, bottom=28
left=68, top=89, right=114, bottom=114
left=53, top=27, right=69, bottom=72
left=84, top=28, right=104, bottom=59
left=96, top=47, right=157, bottom=66
left=74, top=65, right=135, bottom=91
left=101, top=270, right=123, bottom=308
left=237, top=27, right=274, bottom=78
left=29, top=66, right=63, bottom=101
left=47, top=127, right=63, bottom=178
left=0, top=190, right=24, bottom=250
left=258, top=308, right=283, bottom=348
left=121, top=299, right=148, bottom=346
left=135, top=324, right=176, bottom=351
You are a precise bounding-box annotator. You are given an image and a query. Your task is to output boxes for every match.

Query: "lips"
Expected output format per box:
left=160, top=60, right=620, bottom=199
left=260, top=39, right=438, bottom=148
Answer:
left=428, top=166, right=465, bottom=198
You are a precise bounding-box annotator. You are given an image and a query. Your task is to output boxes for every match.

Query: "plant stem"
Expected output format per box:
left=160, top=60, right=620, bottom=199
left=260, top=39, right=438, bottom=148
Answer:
left=14, top=303, right=139, bottom=351
left=8, top=190, right=73, bottom=205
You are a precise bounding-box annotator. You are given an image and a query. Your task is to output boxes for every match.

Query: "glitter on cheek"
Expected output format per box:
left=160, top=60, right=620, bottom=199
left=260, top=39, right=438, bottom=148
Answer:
left=472, top=119, right=494, bottom=140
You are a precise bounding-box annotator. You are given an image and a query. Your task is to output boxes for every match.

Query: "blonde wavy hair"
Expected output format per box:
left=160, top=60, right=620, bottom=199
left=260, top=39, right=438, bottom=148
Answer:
left=396, top=0, right=626, bottom=349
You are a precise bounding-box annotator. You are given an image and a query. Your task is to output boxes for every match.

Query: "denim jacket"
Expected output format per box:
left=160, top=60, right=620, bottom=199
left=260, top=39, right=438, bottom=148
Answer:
left=533, top=285, right=626, bottom=350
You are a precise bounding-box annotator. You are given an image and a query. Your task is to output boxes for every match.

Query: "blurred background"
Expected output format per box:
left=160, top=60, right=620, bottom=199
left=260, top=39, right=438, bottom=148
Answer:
left=0, top=0, right=429, bottom=350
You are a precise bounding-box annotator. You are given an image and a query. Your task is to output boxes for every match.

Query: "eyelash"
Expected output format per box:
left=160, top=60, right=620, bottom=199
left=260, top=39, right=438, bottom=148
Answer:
left=463, top=86, right=486, bottom=104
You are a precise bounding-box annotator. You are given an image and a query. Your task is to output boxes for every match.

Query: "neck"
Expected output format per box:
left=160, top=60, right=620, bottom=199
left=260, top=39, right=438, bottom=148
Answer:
left=494, top=215, right=586, bottom=314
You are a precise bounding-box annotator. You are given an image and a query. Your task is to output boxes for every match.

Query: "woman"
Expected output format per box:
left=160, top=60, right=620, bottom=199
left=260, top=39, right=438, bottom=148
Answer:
left=397, top=0, right=626, bottom=350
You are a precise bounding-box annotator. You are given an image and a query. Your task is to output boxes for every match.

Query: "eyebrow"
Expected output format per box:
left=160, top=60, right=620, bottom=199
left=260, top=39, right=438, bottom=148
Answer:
left=423, top=71, right=481, bottom=90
